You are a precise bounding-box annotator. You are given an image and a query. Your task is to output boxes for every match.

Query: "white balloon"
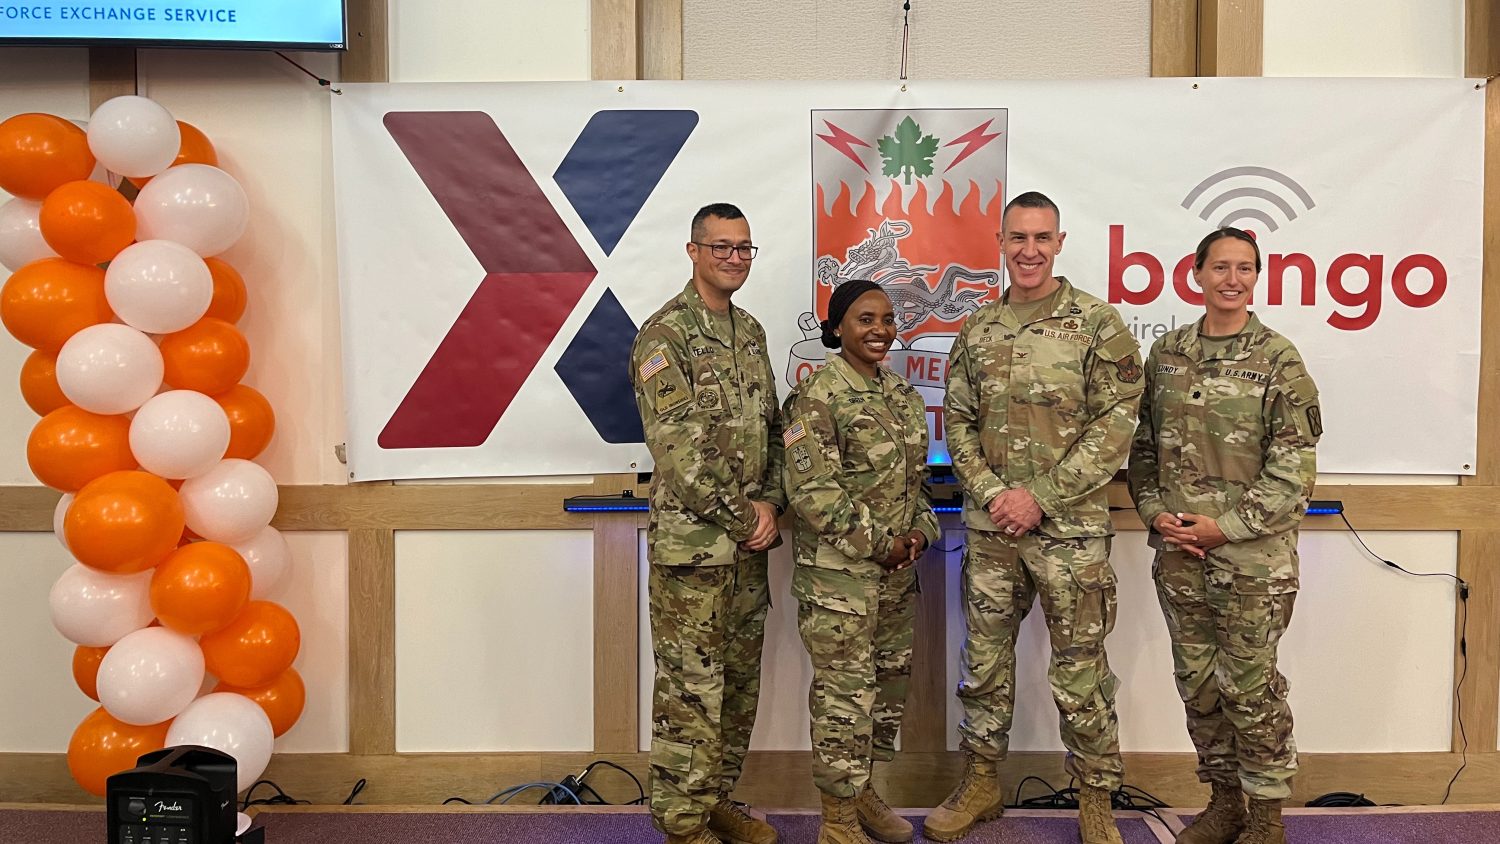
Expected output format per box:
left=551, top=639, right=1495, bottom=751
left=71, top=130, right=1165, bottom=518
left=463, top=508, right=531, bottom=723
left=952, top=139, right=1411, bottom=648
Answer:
left=0, top=197, right=56, bottom=271
left=105, top=240, right=213, bottom=334
left=129, top=390, right=231, bottom=479
left=230, top=526, right=291, bottom=601
left=69, top=120, right=124, bottom=189
left=179, top=459, right=278, bottom=544
left=97, top=627, right=204, bottom=726
left=87, top=96, right=180, bottom=179
left=53, top=492, right=74, bottom=551
left=49, top=564, right=153, bottom=647
left=134, top=164, right=248, bottom=257
left=55, top=323, right=163, bottom=415
left=166, top=692, right=274, bottom=793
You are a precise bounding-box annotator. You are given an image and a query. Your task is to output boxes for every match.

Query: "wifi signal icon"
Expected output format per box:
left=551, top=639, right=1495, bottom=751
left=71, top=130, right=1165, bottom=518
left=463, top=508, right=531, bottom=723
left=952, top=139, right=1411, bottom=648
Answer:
left=1180, top=166, right=1315, bottom=233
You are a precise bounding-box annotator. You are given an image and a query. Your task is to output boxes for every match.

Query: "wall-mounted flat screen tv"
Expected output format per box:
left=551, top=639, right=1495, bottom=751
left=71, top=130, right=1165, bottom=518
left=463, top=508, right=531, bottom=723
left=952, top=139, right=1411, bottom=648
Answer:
left=0, top=1, right=346, bottom=50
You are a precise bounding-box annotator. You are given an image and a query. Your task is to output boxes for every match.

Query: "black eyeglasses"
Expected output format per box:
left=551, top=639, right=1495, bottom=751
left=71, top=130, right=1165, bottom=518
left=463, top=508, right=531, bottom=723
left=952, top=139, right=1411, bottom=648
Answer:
left=691, top=242, right=759, bottom=260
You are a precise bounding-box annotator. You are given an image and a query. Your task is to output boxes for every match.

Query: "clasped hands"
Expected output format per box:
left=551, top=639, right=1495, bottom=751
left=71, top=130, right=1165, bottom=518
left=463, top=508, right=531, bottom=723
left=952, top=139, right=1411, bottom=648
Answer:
left=737, top=500, right=781, bottom=552
left=880, top=529, right=928, bottom=570
left=1152, top=512, right=1227, bottom=559
left=987, top=488, right=1042, bottom=537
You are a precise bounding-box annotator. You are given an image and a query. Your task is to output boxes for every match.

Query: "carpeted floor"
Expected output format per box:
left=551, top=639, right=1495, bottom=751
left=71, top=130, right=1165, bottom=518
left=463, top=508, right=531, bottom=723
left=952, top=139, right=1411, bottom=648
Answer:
left=9, top=804, right=1500, bottom=843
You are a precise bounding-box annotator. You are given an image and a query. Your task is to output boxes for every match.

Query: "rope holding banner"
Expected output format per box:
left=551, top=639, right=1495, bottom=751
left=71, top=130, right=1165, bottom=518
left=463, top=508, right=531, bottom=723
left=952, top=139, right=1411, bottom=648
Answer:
left=899, top=1, right=912, bottom=81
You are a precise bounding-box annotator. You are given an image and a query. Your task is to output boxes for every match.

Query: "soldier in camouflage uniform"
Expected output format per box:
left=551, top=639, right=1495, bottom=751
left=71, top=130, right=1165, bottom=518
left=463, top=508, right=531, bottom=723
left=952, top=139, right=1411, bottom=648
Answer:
left=783, top=280, right=942, bottom=844
left=1127, top=228, right=1320, bottom=844
left=932, top=192, right=1143, bottom=844
left=629, top=203, right=786, bottom=844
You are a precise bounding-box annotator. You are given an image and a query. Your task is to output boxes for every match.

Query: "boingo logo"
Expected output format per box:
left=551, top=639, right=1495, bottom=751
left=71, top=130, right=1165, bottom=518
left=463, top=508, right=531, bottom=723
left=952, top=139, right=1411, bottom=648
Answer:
left=1107, top=166, right=1448, bottom=331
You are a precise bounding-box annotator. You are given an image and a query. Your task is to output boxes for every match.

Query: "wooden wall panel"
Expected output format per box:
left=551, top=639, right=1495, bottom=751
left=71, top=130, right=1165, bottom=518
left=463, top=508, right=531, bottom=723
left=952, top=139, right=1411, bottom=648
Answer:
left=347, top=528, right=396, bottom=755
left=1197, top=0, right=1263, bottom=77
left=342, top=0, right=390, bottom=83
left=591, top=0, right=640, bottom=80
left=1150, top=0, right=1197, bottom=77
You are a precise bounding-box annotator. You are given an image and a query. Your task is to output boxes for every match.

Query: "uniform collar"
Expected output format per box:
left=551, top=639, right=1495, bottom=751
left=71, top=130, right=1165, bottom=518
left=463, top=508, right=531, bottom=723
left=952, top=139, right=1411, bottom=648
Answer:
left=825, top=351, right=883, bottom=393
left=679, top=279, right=736, bottom=346
left=997, top=276, right=1079, bottom=327
left=1175, top=311, right=1266, bottom=362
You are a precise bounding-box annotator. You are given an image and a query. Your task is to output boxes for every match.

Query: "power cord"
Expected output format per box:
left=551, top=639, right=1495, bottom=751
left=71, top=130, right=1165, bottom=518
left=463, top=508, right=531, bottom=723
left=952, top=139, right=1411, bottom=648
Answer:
left=1339, top=510, right=1470, bottom=804
left=1305, top=791, right=1378, bottom=807
left=1008, top=776, right=1171, bottom=825
left=240, top=779, right=310, bottom=812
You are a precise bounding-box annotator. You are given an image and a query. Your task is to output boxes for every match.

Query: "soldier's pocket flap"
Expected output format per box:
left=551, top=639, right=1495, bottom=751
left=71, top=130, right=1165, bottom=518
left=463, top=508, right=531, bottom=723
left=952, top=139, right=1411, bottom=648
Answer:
left=791, top=564, right=874, bottom=616
left=649, top=737, right=696, bottom=774
left=1230, top=573, right=1299, bottom=595
left=1068, top=560, right=1118, bottom=593
left=1281, top=375, right=1318, bottom=407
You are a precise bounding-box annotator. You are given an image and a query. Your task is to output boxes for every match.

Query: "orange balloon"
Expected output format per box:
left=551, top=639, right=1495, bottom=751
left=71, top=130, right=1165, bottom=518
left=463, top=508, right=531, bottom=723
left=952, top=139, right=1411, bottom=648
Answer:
left=214, top=384, right=275, bottom=460
left=200, top=600, right=301, bottom=688
left=39, top=180, right=136, bottom=265
left=19, top=350, right=69, bottom=416
left=150, top=541, right=252, bottom=635
left=67, top=707, right=169, bottom=796
left=202, top=257, right=247, bottom=323
left=72, top=645, right=110, bottom=701
left=160, top=317, right=249, bottom=394
left=65, top=470, right=184, bottom=574
left=0, top=113, right=96, bottom=200
left=0, top=258, right=113, bottom=352
left=217, top=667, right=306, bottom=737
left=26, top=405, right=137, bottom=492
left=129, top=121, right=218, bottom=189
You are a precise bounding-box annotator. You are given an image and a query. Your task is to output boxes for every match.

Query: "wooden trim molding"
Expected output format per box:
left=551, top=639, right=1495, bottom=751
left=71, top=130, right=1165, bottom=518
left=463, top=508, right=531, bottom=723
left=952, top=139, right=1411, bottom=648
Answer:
left=1197, top=0, right=1263, bottom=77
left=347, top=528, right=396, bottom=755
left=4, top=483, right=1498, bottom=534
left=341, top=0, right=390, bottom=83
left=1150, top=0, right=1197, bottom=77
left=591, top=0, right=640, bottom=81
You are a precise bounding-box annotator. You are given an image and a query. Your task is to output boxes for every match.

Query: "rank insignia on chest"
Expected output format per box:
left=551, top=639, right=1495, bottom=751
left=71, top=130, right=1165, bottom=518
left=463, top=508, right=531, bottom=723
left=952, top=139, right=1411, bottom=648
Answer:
left=697, top=388, right=721, bottom=409
left=1113, top=356, right=1142, bottom=384
left=1015, top=351, right=1028, bottom=359
left=793, top=444, right=812, bottom=472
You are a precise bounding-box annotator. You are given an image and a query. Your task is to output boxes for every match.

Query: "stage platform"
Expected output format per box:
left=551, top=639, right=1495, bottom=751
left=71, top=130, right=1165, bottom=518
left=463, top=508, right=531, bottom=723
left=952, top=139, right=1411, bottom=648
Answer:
left=6, top=802, right=1499, bottom=842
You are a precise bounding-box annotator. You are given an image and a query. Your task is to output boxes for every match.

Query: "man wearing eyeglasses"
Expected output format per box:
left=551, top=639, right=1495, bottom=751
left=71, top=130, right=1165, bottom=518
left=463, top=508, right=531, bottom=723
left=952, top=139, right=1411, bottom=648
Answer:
left=629, top=202, right=785, bottom=844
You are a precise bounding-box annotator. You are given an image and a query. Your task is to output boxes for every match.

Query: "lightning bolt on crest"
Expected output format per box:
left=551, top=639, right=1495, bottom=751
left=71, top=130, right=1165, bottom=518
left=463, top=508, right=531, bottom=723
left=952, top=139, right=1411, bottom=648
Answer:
left=944, top=118, right=1002, bottom=172
left=817, top=120, right=871, bottom=172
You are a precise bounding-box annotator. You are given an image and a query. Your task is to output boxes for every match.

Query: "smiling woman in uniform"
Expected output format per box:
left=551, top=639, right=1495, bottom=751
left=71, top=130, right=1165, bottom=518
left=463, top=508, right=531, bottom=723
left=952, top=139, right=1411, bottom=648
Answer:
left=1128, top=227, right=1323, bottom=844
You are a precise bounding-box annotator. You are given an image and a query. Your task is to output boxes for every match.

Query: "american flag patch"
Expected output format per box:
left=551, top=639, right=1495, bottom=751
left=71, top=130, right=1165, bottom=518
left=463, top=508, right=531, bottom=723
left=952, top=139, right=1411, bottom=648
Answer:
left=638, top=348, right=669, bottom=381
left=783, top=420, right=806, bottom=447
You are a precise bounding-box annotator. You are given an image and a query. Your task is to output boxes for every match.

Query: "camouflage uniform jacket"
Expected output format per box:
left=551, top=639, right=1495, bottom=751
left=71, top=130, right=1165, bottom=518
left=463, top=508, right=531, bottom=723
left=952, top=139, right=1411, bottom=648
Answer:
left=629, top=280, right=786, bottom=566
left=1127, top=313, right=1321, bottom=576
left=782, top=354, right=942, bottom=595
left=944, top=277, right=1144, bottom=538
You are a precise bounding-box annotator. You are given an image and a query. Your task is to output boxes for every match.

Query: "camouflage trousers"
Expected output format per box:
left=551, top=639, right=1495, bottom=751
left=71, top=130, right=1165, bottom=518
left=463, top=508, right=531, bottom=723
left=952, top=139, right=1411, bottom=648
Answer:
left=1154, top=546, right=1298, bottom=800
left=794, top=564, right=918, bottom=798
left=647, top=555, right=770, bottom=835
left=956, top=529, right=1124, bottom=789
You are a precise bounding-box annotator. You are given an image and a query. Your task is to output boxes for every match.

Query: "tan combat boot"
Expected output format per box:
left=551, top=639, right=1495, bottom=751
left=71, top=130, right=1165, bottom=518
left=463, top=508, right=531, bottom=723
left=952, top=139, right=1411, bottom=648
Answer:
left=1178, top=781, right=1247, bottom=844
left=1077, top=785, right=1124, bottom=844
left=817, top=791, right=874, bottom=844
left=664, top=827, right=723, bottom=844
left=854, top=782, right=913, bottom=843
left=709, top=797, right=779, bottom=844
left=922, top=752, right=1005, bottom=842
left=1232, top=798, right=1285, bottom=844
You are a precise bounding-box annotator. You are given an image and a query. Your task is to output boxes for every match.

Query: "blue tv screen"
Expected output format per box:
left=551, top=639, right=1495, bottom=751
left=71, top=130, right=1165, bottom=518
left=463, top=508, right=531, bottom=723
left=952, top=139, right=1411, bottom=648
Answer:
left=0, top=1, right=346, bottom=49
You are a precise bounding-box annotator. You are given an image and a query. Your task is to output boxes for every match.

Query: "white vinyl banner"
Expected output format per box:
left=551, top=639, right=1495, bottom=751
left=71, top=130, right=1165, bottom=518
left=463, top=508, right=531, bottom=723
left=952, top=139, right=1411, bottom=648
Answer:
left=332, top=79, right=1483, bottom=480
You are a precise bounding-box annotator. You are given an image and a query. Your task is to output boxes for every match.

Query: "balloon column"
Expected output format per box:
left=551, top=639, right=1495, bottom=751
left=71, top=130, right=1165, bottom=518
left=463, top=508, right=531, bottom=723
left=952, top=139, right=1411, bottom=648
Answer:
left=0, top=98, right=303, bottom=797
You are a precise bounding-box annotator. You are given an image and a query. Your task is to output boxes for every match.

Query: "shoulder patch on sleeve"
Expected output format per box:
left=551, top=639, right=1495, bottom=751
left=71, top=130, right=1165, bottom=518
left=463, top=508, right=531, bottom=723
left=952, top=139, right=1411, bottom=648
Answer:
left=638, top=345, right=671, bottom=382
